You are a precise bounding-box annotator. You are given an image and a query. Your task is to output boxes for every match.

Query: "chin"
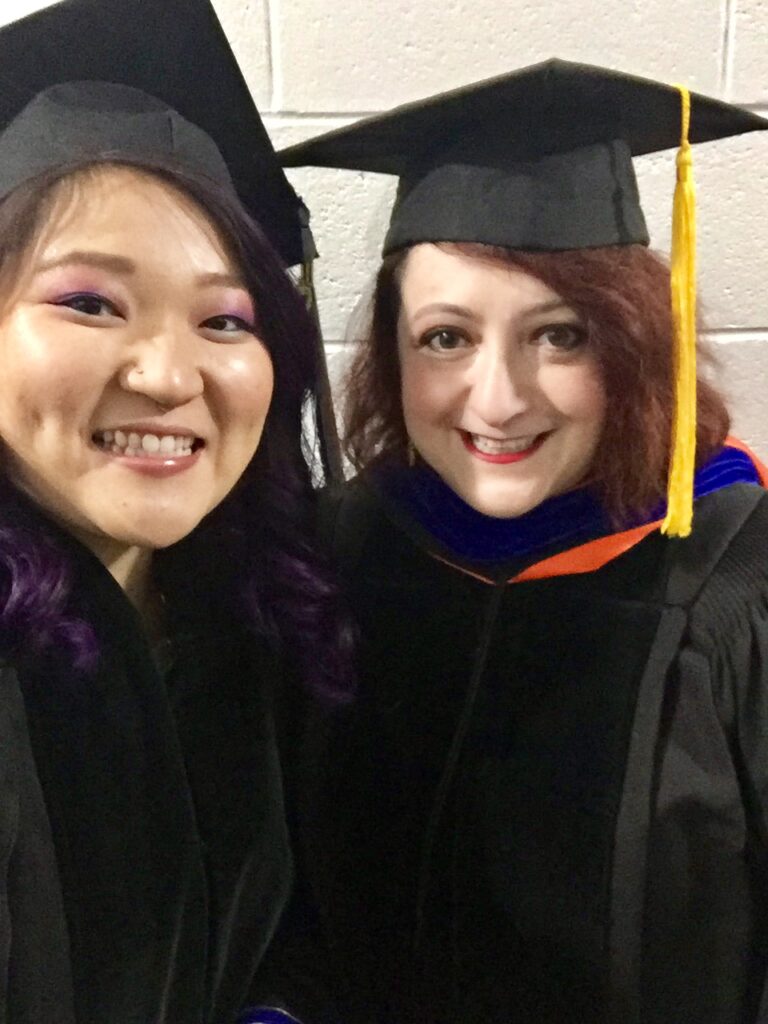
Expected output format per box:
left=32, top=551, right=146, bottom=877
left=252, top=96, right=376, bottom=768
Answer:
left=96, top=508, right=209, bottom=550
left=456, top=484, right=545, bottom=520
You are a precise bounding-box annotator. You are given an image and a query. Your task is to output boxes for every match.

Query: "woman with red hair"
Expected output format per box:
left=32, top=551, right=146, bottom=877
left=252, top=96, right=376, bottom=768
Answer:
left=278, top=63, right=768, bottom=1023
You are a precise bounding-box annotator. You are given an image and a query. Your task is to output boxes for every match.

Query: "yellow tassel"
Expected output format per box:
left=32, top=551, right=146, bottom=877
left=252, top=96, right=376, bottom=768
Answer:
left=661, top=85, right=698, bottom=538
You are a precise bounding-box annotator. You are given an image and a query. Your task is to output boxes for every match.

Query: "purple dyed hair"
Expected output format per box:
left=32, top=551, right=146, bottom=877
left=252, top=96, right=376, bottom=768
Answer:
left=0, top=159, right=354, bottom=701
left=0, top=525, right=97, bottom=673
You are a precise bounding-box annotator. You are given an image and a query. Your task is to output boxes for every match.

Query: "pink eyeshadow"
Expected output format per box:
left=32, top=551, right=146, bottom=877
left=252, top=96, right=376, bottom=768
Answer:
left=40, top=270, right=113, bottom=299
left=219, top=290, right=256, bottom=323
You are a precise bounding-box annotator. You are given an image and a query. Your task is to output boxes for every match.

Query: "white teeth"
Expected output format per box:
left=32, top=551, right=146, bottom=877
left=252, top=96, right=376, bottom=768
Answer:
left=142, top=433, right=160, bottom=453
left=471, top=433, right=539, bottom=455
left=95, top=430, right=198, bottom=458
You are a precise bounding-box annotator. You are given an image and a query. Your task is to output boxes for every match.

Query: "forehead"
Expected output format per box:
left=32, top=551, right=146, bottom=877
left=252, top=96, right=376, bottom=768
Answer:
left=400, top=243, right=563, bottom=307
left=34, top=166, right=235, bottom=271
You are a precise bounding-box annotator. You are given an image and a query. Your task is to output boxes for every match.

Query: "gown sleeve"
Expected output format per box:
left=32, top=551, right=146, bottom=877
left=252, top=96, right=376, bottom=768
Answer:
left=245, top=673, right=346, bottom=1024
left=0, top=667, right=17, bottom=1012
left=688, top=520, right=768, bottom=1017
left=697, top=548, right=768, bottom=847
left=244, top=883, right=341, bottom=1024
left=0, top=665, right=77, bottom=1023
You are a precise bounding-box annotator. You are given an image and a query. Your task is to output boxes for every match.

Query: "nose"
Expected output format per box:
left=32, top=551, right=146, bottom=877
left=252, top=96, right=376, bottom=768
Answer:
left=466, top=338, right=531, bottom=427
left=119, top=325, right=204, bottom=408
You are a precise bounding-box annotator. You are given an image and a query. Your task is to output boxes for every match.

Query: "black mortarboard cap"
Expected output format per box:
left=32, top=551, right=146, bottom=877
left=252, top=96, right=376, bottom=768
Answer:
left=0, top=0, right=313, bottom=267
left=279, top=58, right=768, bottom=255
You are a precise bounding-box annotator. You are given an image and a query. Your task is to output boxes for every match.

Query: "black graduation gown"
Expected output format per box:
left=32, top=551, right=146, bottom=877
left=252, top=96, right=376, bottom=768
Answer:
left=0, top=499, right=293, bottom=1024
left=293, top=477, right=768, bottom=1024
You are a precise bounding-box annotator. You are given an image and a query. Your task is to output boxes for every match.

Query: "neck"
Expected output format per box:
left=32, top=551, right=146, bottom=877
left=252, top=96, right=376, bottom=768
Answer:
left=2, top=482, right=169, bottom=644
left=71, top=531, right=161, bottom=635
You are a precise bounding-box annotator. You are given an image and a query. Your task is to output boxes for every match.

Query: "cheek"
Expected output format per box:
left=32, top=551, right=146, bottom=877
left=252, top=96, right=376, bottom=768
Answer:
left=215, top=346, right=274, bottom=431
left=543, top=364, right=606, bottom=432
left=401, top=356, right=461, bottom=426
left=0, top=335, right=98, bottom=437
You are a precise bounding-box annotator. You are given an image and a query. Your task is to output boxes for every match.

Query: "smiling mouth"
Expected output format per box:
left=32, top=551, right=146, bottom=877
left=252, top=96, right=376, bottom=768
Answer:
left=461, top=430, right=549, bottom=463
left=92, top=429, right=204, bottom=458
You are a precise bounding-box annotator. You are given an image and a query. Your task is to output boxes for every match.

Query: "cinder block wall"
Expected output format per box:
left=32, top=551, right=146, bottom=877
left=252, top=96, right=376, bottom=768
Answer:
left=7, top=0, right=767, bottom=455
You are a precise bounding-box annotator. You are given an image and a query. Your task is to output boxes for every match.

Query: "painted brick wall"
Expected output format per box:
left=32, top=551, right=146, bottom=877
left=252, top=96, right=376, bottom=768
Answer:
left=5, top=0, right=767, bottom=455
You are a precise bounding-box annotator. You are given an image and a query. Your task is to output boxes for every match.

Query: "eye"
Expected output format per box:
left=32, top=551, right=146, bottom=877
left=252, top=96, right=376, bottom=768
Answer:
left=421, top=327, right=471, bottom=353
left=201, top=314, right=256, bottom=337
left=55, top=293, right=121, bottom=318
left=535, top=322, right=586, bottom=351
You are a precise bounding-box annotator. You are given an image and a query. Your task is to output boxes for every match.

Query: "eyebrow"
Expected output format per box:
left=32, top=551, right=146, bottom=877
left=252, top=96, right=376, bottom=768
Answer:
left=195, top=271, right=248, bottom=290
left=410, top=298, right=577, bottom=321
left=410, top=302, right=480, bottom=321
left=35, top=251, right=137, bottom=275
left=34, top=252, right=248, bottom=290
left=525, top=299, right=577, bottom=317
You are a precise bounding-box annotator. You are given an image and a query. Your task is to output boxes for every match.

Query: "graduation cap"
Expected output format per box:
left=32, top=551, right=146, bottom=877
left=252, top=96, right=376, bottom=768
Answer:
left=0, top=0, right=313, bottom=268
left=279, top=58, right=766, bottom=257
left=281, top=59, right=768, bottom=534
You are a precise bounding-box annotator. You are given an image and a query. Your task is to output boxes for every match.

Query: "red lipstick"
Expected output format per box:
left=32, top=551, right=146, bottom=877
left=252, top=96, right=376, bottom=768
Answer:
left=461, top=431, right=546, bottom=464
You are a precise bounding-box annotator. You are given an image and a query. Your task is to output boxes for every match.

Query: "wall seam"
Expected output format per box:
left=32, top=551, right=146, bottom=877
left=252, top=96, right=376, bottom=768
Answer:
left=263, top=115, right=361, bottom=131
left=268, top=110, right=391, bottom=119
left=324, top=340, right=356, bottom=351
left=266, top=0, right=283, bottom=112
left=718, top=0, right=736, bottom=97
left=261, top=0, right=275, bottom=112
left=705, top=329, right=768, bottom=343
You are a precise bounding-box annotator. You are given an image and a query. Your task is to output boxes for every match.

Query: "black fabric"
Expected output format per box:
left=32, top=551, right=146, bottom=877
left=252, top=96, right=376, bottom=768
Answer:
left=0, top=82, right=236, bottom=204
left=385, top=138, right=649, bottom=254
left=0, top=496, right=294, bottom=1024
left=282, top=479, right=768, bottom=1024
left=0, top=0, right=310, bottom=265
left=279, top=58, right=768, bottom=254
left=0, top=667, right=77, bottom=1024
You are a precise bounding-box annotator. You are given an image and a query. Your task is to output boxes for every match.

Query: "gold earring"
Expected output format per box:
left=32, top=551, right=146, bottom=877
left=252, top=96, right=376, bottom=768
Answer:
left=407, top=439, right=416, bottom=467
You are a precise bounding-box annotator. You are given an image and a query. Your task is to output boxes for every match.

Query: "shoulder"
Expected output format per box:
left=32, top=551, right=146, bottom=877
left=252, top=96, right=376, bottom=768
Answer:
left=0, top=663, right=29, bottom=833
left=0, top=662, right=23, bottom=721
left=316, top=474, right=392, bottom=569
left=318, top=473, right=453, bottom=597
left=317, top=474, right=383, bottom=533
left=676, top=484, right=768, bottom=649
left=0, top=662, right=20, bottom=748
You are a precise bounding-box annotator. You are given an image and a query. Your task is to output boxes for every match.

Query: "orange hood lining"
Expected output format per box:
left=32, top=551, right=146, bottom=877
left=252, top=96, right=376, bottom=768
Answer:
left=428, top=438, right=767, bottom=586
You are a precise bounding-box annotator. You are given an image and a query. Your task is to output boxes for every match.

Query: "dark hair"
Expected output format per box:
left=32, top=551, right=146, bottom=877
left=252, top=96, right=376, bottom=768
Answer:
left=0, top=159, right=353, bottom=701
left=344, top=241, right=730, bottom=520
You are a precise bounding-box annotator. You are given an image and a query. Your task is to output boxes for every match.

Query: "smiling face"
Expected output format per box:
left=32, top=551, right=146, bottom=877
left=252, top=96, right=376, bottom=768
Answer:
left=397, top=244, right=606, bottom=518
left=0, top=165, right=274, bottom=552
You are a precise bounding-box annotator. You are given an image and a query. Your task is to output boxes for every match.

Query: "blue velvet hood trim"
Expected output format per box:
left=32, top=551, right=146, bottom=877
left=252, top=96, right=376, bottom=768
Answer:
left=376, top=445, right=762, bottom=565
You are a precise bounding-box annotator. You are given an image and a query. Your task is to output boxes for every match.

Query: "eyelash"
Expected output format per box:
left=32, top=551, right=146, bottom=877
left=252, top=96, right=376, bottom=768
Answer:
left=534, top=323, right=587, bottom=351
left=418, top=323, right=586, bottom=353
left=55, top=292, right=122, bottom=317
left=419, top=327, right=470, bottom=352
left=202, top=314, right=257, bottom=335
left=53, top=296, right=256, bottom=336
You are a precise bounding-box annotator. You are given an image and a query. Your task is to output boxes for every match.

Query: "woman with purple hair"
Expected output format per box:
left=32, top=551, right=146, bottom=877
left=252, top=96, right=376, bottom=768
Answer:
left=0, top=1, right=351, bottom=1022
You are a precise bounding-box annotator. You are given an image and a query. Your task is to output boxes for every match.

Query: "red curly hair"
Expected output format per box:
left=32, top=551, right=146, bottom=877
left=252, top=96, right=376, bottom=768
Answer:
left=342, top=242, right=730, bottom=521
